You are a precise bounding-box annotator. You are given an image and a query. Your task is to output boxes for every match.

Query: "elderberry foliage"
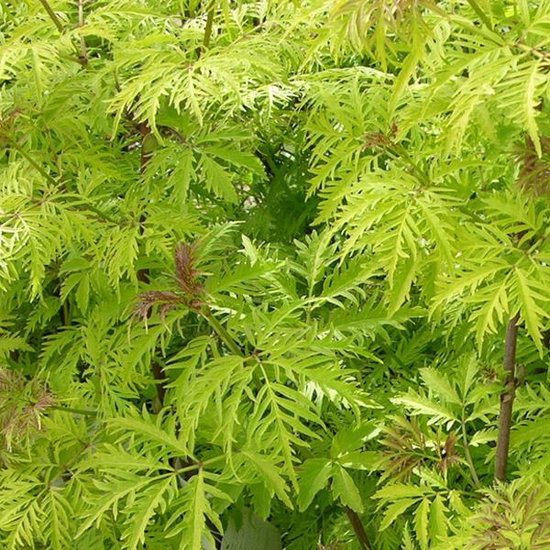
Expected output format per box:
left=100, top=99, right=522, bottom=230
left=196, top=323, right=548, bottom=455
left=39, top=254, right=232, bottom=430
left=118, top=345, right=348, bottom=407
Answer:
left=0, top=1, right=549, bottom=549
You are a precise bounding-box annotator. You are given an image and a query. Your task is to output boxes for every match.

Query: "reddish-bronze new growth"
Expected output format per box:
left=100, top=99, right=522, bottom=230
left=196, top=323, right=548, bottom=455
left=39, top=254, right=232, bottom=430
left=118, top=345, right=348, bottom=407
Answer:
left=135, top=242, right=205, bottom=320
left=175, top=242, right=204, bottom=298
left=135, top=290, right=184, bottom=320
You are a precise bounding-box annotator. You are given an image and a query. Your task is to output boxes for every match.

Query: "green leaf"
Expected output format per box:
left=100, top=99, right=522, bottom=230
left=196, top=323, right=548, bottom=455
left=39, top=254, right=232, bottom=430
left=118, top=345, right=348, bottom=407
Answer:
left=388, top=256, right=418, bottom=314
left=415, top=498, right=430, bottom=550
left=221, top=510, right=282, bottom=550
left=336, top=451, right=381, bottom=471
left=241, top=451, right=292, bottom=509
left=374, top=484, right=430, bottom=501
left=204, top=146, right=265, bottom=175
left=389, top=37, right=423, bottom=116
left=172, top=470, right=221, bottom=550
left=514, top=268, right=546, bottom=352
left=524, top=60, right=543, bottom=157
left=297, top=458, right=333, bottom=511
left=110, top=412, right=189, bottom=457
left=331, top=466, right=363, bottom=513
left=391, top=393, right=458, bottom=424
left=123, top=475, right=176, bottom=550
left=77, top=475, right=160, bottom=537
left=380, top=499, right=418, bottom=531
left=0, top=335, right=33, bottom=355
left=420, top=367, right=461, bottom=405
left=429, top=494, right=448, bottom=542
left=201, top=156, right=238, bottom=202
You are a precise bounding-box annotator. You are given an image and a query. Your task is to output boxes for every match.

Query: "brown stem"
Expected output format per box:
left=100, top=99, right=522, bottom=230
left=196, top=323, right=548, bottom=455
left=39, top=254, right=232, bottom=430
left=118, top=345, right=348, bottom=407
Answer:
left=117, top=97, right=164, bottom=407
left=133, top=119, right=167, bottom=409
left=142, top=305, right=166, bottom=410
left=136, top=122, right=153, bottom=285
left=495, top=313, right=520, bottom=482
left=38, top=0, right=65, bottom=33
left=345, top=507, right=371, bottom=550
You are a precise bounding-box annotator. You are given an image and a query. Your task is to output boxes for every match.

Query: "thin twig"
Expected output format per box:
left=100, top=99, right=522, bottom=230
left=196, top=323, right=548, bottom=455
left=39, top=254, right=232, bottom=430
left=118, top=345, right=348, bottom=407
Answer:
left=4, top=138, right=59, bottom=186
left=77, top=0, right=89, bottom=65
left=76, top=199, right=118, bottom=224
left=37, top=0, right=88, bottom=65
left=132, top=117, right=169, bottom=410
left=461, top=415, right=480, bottom=488
left=200, top=309, right=244, bottom=357
left=196, top=0, right=216, bottom=58
left=48, top=405, right=98, bottom=417
left=495, top=313, right=520, bottom=481
left=389, top=142, right=430, bottom=185
left=345, top=507, right=372, bottom=550
left=38, top=0, right=65, bottom=33
left=202, top=6, right=215, bottom=50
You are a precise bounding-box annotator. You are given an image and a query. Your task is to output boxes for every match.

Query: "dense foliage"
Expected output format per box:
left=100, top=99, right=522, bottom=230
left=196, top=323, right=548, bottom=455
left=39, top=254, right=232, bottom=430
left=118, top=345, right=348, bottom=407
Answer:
left=1, top=1, right=549, bottom=548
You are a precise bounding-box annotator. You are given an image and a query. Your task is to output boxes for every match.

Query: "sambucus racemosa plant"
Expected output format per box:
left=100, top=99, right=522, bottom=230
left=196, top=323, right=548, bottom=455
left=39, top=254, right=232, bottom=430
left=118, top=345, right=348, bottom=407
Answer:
left=0, top=0, right=549, bottom=548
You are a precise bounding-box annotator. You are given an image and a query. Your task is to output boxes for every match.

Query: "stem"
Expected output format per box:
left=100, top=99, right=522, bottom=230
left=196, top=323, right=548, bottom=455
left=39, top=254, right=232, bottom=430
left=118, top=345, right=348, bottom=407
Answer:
left=4, top=137, right=59, bottom=186
left=389, top=143, right=430, bottom=185
left=37, top=0, right=65, bottom=33
left=460, top=416, right=480, bottom=488
left=495, top=313, right=520, bottom=482
left=151, top=361, right=166, bottom=412
left=202, top=6, right=215, bottom=50
left=196, top=0, right=215, bottom=58
left=130, top=119, right=168, bottom=407
left=62, top=301, right=70, bottom=325
left=466, top=0, right=493, bottom=32
left=174, top=455, right=225, bottom=475
left=49, top=405, right=98, bottom=417
left=200, top=310, right=243, bottom=356
left=79, top=200, right=117, bottom=224
left=77, top=0, right=89, bottom=64
left=515, top=41, right=550, bottom=62
left=65, top=194, right=118, bottom=224
left=345, top=507, right=372, bottom=550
